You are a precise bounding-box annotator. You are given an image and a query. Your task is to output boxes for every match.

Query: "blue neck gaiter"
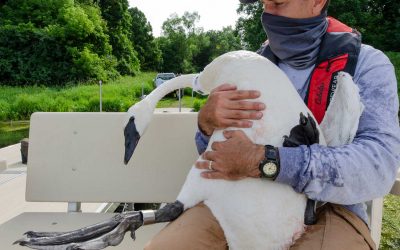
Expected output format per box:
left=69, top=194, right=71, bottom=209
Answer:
left=261, top=12, right=328, bottom=69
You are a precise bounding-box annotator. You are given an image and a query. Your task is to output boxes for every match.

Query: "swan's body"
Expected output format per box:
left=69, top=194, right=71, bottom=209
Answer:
left=128, top=50, right=363, bottom=249
left=17, top=50, right=363, bottom=249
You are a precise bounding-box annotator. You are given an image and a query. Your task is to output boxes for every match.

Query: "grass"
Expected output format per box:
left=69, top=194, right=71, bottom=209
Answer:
left=381, top=194, right=400, bottom=249
left=0, top=121, right=29, bottom=148
left=0, top=73, right=206, bottom=147
left=0, top=72, right=156, bottom=121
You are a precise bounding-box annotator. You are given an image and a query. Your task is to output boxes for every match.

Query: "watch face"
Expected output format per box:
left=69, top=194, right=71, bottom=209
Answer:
left=263, top=162, right=277, bottom=177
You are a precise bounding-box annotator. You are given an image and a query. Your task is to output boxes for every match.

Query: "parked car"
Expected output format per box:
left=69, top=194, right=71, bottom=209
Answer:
left=153, top=73, right=183, bottom=99
left=154, top=73, right=176, bottom=88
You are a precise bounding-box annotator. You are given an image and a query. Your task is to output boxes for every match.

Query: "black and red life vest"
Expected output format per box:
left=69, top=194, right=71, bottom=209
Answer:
left=259, top=17, right=362, bottom=124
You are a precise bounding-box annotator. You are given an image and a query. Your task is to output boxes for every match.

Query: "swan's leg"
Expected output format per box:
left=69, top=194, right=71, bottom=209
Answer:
left=15, top=202, right=184, bottom=249
left=15, top=211, right=142, bottom=249
left=154, top=201, right=184, bottom=223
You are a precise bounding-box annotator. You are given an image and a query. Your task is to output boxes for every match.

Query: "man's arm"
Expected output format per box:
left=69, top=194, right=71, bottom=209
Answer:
left=276, top=48, right=400, bottom=204
left=195, top=47, right=400, bottom=205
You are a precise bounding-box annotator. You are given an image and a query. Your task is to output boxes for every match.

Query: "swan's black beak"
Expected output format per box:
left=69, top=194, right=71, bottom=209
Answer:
left=124, top=116, right=141, bottom=165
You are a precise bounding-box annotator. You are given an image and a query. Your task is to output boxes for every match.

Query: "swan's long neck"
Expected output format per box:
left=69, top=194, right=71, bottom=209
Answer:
left=145, top=74, right=198, bottom=110
left=126, top=74, right=199, bottom=136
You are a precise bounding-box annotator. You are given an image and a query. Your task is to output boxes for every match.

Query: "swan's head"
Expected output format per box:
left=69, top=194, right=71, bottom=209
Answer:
left=123, top=99, right=153, bottom=164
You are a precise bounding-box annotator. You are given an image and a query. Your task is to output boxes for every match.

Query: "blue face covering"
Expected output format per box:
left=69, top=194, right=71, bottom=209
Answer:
left=261, top=12, right=328, bottom=69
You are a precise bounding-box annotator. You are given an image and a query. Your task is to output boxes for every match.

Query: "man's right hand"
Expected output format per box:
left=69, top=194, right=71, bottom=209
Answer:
left=198, top=83, right=266, bottom=136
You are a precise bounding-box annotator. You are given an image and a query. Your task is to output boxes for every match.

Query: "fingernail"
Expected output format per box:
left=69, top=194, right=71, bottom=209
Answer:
left=259, top=103, right=266, bottom=109
left=256, top=112, right=263, bottom=119
left=246, top=121, right=253, bottom=127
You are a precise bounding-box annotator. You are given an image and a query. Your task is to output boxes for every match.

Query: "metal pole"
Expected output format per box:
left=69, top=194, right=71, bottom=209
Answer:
left=99, top=80, right=102, bottom=112
left=141, top=82, right=144, bottom=99
left=178, top=88, right=182, bottom=112
left=191, top=89, right=194, bottom=109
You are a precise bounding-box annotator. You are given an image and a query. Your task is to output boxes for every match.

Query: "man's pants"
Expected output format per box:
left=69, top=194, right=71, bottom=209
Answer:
left=145, top=202, right=376, bottom=250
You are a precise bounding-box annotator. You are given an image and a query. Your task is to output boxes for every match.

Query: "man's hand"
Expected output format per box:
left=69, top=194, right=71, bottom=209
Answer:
left=198, top=84, right=266, bottom=136
left=195, top=130, right=265, bottom=180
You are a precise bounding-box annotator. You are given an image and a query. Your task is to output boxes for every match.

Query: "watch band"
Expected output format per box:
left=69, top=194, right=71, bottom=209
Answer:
left=259, top=145, right=280, bottom=180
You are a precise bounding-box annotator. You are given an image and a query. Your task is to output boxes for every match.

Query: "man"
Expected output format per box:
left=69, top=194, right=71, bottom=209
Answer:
left=146, top=0, right=400, bottom=249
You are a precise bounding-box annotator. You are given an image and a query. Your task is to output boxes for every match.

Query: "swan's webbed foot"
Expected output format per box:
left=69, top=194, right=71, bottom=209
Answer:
left=282, top=112, right=320, bottom=225
left=124, top=116, right=141, bottom=164
left=283, top=112, right=319, bottom=147
left=14, top=211, right=143, bottom=250
left=15, top=201, right=185, bottom=249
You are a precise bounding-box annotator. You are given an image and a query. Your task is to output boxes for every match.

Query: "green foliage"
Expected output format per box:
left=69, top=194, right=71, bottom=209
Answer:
left=157, top=12, right=241, bottom=73
left=328, top=0, right=400, bottom=52
left=97, top=0, right=140, bottom=75
left=235, top=0, right=399, bottom=52
left=0, top=0, right=119, bottom=85
left=235, top=2, right=266, bottom=51
left=0, top=73, right=155, bottom=120
left=192, top=98, right=208, bottom=112
left=128, top=7, right=162, bottom=71
left=0, top=121, right=30, bottom=148
left=381, top=194, right=400, bottom=250
left=157, top=12, right=197, bottom=73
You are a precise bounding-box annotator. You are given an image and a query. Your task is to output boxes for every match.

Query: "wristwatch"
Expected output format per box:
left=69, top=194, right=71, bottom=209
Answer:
left=259, top=145, right=280, bottom=180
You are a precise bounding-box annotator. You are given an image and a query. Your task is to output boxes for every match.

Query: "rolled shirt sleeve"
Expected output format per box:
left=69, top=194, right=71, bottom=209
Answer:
left=195, top=130, right=210, bottom=155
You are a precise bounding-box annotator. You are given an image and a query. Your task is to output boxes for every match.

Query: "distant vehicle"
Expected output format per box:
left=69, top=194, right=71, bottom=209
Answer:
left=153, top=73, right=183, bottom=99
left=154, top=73, right=176, bottom=88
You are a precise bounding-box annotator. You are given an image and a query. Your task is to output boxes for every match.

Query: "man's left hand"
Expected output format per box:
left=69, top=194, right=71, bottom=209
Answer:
left=195, top=130, right=264, bottom=180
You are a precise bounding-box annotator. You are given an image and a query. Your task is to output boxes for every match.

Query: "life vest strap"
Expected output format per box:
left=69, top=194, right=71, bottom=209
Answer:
left=307, top=54, right=349, bottom=124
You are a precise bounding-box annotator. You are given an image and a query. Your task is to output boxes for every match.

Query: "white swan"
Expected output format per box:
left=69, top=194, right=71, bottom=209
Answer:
left=16, top=50, right=363, bottom=249
left=124, top=50, right=363, bottom=249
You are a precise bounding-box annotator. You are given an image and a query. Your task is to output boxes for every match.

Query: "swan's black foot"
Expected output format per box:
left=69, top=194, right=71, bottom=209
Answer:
left=283, top=112, right=319, bottom=147
left=124, top=116, right=141, bottom=164
left=282, top=112, right=320, bottom=225
left=14, top=211, right=143, bottom=250
left=15, top=201, right=185, bottom=249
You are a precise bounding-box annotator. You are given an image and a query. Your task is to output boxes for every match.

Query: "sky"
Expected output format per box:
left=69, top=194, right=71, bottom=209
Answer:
left=128, top=0, right=242, bottom=37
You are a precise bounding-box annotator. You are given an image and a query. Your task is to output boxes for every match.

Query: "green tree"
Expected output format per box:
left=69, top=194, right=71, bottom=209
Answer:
left=157, top=12, right=202, bottom=73
left=97, top=0, right=140, bottom=75
left=128, top=7, right=161, bottom=71
left=158, top=11, right=243, bottom=73
left=235, top=2, right=265, bottom=51
left=0, top=0, right=118, bottom=85
left=329, top=0, right=399, bottom=51
left=192, top=27, right=242, bottom=71
left=235, top=0, right=399, bottom=52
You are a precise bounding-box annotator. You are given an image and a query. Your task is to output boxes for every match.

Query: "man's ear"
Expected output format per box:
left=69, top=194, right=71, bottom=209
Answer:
left=312, top=0, right=328, bottom=15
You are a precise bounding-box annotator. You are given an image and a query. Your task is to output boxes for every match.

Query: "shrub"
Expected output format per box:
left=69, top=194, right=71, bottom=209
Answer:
left=0, top=0, right=118, bottom=85
left=192, top=98, right=207, bottom=112
left=0, top=101, right=10, bottom=120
